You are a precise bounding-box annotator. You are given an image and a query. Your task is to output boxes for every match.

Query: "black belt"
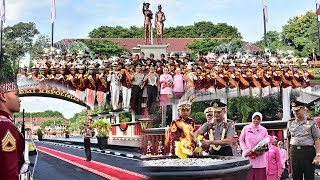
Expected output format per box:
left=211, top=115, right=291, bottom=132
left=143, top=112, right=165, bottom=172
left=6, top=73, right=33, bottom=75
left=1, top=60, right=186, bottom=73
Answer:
left=291, top=145, right=314, bottom=150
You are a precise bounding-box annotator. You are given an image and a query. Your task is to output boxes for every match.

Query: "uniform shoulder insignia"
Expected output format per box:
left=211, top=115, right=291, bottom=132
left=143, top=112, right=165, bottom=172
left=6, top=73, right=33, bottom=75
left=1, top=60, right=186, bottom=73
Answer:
left=1, top=130, right=16, bottom=152
left=171, top=123, right=177, bottom=133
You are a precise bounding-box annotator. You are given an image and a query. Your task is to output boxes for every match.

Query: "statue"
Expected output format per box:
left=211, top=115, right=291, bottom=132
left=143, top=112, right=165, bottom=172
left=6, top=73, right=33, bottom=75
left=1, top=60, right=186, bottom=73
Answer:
left=155, top=4, right=166, bottom=45
left=143, top=2, right=153, bottom=45
left=147, top=141, right=153, bottom=155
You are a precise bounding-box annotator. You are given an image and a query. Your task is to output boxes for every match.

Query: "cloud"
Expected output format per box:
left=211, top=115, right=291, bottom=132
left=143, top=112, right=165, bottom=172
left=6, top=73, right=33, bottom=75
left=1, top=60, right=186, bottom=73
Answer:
left=6, top=0, right=48, bottom=22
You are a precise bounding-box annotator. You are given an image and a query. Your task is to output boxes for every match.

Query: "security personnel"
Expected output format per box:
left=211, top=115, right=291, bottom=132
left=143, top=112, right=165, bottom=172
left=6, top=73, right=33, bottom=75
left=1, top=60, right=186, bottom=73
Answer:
left=168, top=98, right=195, bottom=156
left=287, top=101, right=320, bottom=180
left=0, top=72, right=25, bottom=180
left=194, top=99, right=236, bottom=156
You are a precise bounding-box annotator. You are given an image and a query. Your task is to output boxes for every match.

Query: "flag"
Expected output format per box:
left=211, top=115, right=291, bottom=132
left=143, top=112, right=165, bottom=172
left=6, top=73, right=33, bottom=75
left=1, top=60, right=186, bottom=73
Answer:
left=0, top=0, right=5, bottom=23
left=51, top=0, right=56, bottom=24
left=263, top=0, right=268, bottom=23
left=317, top=2, right=320, bottom=20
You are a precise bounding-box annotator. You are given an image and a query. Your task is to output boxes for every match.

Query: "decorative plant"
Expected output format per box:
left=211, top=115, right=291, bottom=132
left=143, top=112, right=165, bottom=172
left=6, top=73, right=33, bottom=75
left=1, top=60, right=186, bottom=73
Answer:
left=37, top=128, right=43, bottom=138
left=92, top=120, right=111, bottom=138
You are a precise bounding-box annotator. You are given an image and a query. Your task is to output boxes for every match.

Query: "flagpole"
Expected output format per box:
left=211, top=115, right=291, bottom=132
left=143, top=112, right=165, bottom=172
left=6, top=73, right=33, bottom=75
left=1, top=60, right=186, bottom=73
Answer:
left=316, top=2, right=320, bottom=55
left=263, top=0, right=267, bottom=48
left=51, top=22, right=54, bottom=47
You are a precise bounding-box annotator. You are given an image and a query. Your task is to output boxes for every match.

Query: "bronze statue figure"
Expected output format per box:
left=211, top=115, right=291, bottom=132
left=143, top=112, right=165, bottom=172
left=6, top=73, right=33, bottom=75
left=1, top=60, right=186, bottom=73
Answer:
left=143, top=2, right=153, bottom=45
left=155, top=4, right=166, bottom=45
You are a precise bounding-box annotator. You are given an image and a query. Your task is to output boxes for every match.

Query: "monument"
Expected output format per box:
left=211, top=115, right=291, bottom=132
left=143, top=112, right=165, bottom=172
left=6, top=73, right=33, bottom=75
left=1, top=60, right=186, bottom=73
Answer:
left=139, top=2, right=169, bottom=60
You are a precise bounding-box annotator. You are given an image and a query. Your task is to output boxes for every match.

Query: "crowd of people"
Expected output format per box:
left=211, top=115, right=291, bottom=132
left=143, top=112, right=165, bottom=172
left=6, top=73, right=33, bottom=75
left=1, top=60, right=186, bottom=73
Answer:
left=17, top=50, right=316, bottom=114
left=168, top=97, right=319, bottom=180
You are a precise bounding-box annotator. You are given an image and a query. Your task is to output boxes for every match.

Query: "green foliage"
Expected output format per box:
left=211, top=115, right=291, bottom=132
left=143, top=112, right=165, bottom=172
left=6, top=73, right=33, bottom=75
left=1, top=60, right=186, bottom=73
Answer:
left=81, top=39, right=126, bottom=56
left=282, top=11, right=318, bottom=56
left=37, top=128, right=43, bottom=137
left=119, top=113, right=131, bottom=123
left=2, top=22, right=39, bottom=71
left=255, top=31, right=284, bottom=53
left=14, top=110, right=64, bottom=118
left=190, top=112, right=206, bottom=124
left=40, top=120, right=54, bottom=129
left=67, top=40, right=90, bottom=55
left=29, top=34, right=50, bottom=60
left=88, top=21, right=242, bottom=39
left=227, top=96, right=267, bottom=123
left=309, top=103, right=320, bottom=117
left=92, top=119, right=111, bottom=137
left=187, top=39, right=227, bottom=55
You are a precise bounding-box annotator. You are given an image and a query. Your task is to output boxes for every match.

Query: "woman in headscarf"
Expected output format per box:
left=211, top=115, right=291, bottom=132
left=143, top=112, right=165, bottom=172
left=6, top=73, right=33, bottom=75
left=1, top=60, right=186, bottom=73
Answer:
left=239, top=112, right=268, bottom=180
left=266, top=135, right=282, bottom=180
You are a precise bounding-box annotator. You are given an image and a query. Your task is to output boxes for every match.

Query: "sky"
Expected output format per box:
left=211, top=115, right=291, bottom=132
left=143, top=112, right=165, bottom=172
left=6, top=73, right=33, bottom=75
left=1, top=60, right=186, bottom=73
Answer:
left=6, top=0, right=315, bottom=118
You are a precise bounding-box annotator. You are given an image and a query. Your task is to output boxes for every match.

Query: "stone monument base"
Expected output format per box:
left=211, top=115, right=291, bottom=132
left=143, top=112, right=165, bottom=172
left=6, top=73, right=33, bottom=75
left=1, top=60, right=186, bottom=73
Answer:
left=138, top=44, right=169, bottom=59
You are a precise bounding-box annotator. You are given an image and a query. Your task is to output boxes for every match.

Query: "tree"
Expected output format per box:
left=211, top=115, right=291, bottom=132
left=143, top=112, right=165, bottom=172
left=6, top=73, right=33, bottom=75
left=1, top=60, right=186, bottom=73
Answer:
left=88, top=21, right=242, bottom=39
left=2, top=22, right=39, bottom=71
left=187, top=39, right=228, bottom=55
left=67, top=40, right=90, bottom=56
left=29, top=34, right=51, bottom=60
left=14, top=110, right=64, bottom=118
left=81, top=39, right=126, bottom=56
left=282, top=11, right=318, bottom=56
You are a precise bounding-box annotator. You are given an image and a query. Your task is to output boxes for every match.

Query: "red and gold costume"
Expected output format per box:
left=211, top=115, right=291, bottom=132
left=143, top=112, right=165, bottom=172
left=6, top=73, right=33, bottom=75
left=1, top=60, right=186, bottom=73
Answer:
left=0, top=110, right=24, bottom=180
left=169, top=117, right=195, bottom=155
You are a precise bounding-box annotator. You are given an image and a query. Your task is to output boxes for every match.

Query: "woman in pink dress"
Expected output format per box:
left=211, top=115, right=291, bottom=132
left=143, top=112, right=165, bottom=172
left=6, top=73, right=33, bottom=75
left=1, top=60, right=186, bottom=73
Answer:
left=266, top=135, right=282, bottom=180
left=173, top=68, right=184, bottom=99
left=277, top=141, right=288, bottom=179
left=159, top=68, right=173, bottom=106
left=239, top=112, right=268, bottom=180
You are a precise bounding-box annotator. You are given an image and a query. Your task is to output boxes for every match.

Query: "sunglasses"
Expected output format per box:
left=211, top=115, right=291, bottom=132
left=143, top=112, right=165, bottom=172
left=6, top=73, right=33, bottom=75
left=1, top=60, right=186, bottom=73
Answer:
left=206, top=114, right=213, bottom=116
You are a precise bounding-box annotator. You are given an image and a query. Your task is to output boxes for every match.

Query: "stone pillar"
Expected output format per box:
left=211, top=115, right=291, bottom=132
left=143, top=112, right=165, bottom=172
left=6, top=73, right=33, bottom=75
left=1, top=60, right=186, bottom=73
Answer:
left=282, top=87, right=291, bottom=121
left=161, top=105, right=167, bottom=127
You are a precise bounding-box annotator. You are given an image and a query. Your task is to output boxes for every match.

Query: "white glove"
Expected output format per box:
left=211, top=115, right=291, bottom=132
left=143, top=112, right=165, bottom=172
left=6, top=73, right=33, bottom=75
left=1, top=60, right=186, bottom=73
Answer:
left=253, top=74, right=258, bottom=79
left=273, top=72, right=277, bottom=76
left=99, top=73, right=104, bottom=78
left=266, top=74, right=270, bottom=78
left=294, top=74, right=299, bottom=78
left=89, top=75, right=92, bottom=79
left=304, top=73, right=309, bottom=76
left=242, top=74, right=247, bottom=78
left=219, top=74, right=224, bottom=78
left=20, top=163, right=29, bottom=174
left=285, top=73, right=289, bottom=77
left=68, top=76, right=73, bottom=81
left=231, top=74, right=235, bottom=78
left=78, top=74, right=82, bottom=78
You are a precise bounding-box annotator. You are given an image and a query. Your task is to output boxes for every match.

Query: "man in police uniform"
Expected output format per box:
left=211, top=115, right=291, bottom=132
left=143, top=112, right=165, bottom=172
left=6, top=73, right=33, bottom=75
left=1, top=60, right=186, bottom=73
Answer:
left=194, top=99, right=236, bottom=156
left=287, top=100, right=320, bottom=180
left=168, top=98, right=195, bottom=156
left=0, top=72, right=25, bottom=180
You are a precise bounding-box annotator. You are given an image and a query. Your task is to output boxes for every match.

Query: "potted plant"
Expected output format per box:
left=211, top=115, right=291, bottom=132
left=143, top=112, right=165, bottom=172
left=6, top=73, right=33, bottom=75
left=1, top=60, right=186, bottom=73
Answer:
left=92, top=119, right=111, bottom=150
left=64, top=128, right=70, bottom=138
left=37, top=128, right=43, bottom=141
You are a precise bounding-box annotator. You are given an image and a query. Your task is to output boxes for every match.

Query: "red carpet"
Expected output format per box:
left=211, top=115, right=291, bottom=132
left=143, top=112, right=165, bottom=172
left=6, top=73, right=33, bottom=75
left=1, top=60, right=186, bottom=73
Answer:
left=37, top=146, right=148, bottom=180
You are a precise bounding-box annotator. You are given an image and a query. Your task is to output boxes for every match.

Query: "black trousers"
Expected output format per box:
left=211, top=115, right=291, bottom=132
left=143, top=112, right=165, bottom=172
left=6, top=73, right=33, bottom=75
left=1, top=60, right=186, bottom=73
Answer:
left=147, top=85, right=158, bottom=110
left=290, top=145, right=315, bottom=180
left=209, top=146, right=233, bottom=156
left=84, top=138, right=91, bottom=161
left=131, top=85, right=143, bottom=114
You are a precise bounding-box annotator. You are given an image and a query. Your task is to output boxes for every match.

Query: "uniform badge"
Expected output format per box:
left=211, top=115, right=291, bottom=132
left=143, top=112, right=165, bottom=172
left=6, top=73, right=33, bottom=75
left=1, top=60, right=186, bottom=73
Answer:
left=1, top=130, right=16, bottom=152
left=291, top=102, right=296, bottom=107
left=171, top=124, right=177, bottom=132
left=304, top=131, right=309, bottom=135
left=213, top=102, right=218, bottom=108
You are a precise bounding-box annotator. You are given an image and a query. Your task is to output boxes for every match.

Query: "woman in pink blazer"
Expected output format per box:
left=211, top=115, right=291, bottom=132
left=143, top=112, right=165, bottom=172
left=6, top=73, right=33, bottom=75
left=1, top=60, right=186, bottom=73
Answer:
left=266, top=135, right=282, bottom=180
left=239, top=112, right=268, bottom=180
